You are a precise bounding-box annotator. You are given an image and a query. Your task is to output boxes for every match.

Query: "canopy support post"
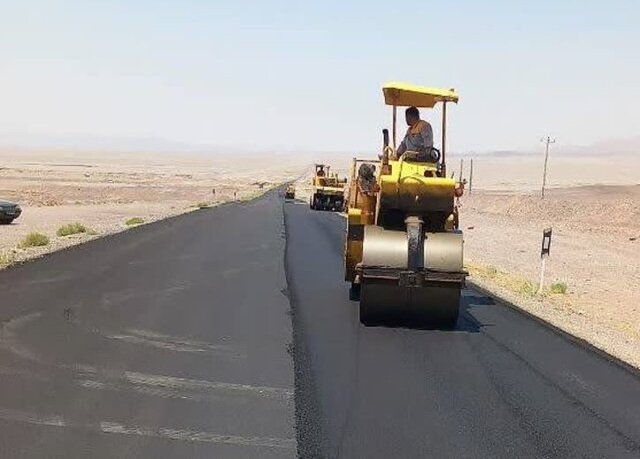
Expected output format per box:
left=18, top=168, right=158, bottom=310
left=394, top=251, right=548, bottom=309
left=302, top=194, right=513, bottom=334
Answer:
left=392, top=105, right=397, bottom=152
left=441, top=101, right=447, bottom=176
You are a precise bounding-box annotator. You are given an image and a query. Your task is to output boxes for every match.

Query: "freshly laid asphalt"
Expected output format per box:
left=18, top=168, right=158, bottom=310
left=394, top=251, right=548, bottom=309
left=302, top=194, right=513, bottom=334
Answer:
left=0, top=193, right=294, bottom=459
left=0, top=188, right=638, bottom=458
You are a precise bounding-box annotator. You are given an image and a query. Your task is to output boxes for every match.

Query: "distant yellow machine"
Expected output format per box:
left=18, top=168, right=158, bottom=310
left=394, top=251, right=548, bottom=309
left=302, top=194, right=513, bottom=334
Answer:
left=344, top=82, right=466, bottom=327
left=285, top=184, right=296, bottom=199
left=310, top=164, right=347, bottom=211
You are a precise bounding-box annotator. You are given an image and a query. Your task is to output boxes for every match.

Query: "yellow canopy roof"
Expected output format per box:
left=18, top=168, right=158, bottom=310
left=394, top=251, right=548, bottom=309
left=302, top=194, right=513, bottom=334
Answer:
left=382, top=82, right=459, bottom=108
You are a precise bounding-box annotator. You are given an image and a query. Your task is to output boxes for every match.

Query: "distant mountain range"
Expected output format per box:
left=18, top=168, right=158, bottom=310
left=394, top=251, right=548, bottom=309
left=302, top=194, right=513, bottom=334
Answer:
left=0, top=133, right=219, bottom=153
left=0, top=133, right=325, bottom=159
left=460, top=136, right=640, bottom=158
left=1, top=133, right=638, bottom=157
left=570, top=136, right=640, bottom=155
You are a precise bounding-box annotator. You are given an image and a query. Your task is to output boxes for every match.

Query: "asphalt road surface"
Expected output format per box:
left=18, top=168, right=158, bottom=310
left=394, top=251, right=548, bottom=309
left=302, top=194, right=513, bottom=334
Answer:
left=0, top=189, right=639, bottom=459
left=0, top=194, right=294, bottom=459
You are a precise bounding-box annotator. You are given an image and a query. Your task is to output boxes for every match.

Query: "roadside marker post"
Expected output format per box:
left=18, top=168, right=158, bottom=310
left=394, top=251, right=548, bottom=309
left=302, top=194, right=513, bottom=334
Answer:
left=538, top=228, right=553, bottom=294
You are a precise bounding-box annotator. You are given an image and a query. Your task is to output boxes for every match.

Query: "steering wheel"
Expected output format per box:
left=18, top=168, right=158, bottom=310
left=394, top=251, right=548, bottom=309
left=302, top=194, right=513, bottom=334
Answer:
left=398, top=147, right=442, bottom=163
left=429, top=147, right=441, bottom=163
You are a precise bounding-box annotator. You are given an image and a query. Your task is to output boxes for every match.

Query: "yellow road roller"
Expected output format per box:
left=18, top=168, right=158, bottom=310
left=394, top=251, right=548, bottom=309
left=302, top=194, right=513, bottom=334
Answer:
left=344, top=82, right=466, bottom=327
left=310, top=164, right=347, bottom=211
left=285, top=184, right=296, bottom=199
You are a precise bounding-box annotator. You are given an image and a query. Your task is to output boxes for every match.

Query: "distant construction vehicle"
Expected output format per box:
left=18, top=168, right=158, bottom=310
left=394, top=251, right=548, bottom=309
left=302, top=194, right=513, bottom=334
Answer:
left=344, top=82, right=467, bottom=327
left=309, top=164, right=347, bottom=211
left=285, top=184, right=296, bottom=199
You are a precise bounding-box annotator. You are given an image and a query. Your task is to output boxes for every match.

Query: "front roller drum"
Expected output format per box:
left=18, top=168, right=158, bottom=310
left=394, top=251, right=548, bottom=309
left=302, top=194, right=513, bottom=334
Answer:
left=359, top=281, right=460, bottom=328
left=358, top=225, right=464, bottom=327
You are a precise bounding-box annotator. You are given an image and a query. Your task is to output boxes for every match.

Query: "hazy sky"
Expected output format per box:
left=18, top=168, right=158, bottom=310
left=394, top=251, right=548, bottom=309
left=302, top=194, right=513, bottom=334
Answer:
left=1, top=0, right=638, bottom=153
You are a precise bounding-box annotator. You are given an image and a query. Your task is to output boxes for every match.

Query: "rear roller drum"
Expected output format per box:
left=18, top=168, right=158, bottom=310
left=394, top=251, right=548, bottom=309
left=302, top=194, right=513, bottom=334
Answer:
left=359, top=283, right=460, bottom=328
left=349, top=282, right=361, bottom=301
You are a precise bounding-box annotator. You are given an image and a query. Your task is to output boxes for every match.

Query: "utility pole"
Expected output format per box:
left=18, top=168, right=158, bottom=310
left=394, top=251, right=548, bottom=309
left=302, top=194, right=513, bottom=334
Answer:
left=459, top=158, right=464, bottom=182
left=469, top=157, right=474, bottom=195
left=540, top=136, right=556, bottom=199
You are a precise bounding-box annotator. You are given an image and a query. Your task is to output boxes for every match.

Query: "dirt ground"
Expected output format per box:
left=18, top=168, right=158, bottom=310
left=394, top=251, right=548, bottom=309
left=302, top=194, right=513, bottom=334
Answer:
left=0, top=149, right=307, bottom=265
left=449, top=153, right=640, bottom=368
left=461, top=185, right=640, bottom=368
left=455, top=153, right=639, bottom=192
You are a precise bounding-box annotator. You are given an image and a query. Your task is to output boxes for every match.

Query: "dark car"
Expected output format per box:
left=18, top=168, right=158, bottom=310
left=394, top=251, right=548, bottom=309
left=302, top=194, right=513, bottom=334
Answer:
left=0, top=200, right=22, bottom=224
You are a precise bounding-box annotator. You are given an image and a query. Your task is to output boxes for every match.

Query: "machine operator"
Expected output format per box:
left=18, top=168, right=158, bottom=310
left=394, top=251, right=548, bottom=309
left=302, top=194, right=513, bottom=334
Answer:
left=395, top=106, right=436, bottom=162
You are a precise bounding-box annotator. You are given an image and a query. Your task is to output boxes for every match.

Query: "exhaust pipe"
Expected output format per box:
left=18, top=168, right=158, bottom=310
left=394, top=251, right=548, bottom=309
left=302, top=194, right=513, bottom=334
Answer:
left=381, top=128, right=390, bottom=172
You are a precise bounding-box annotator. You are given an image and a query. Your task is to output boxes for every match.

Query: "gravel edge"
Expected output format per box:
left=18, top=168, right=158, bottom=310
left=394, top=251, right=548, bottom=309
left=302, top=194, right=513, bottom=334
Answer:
left=468, top=276, right=640, bottom=374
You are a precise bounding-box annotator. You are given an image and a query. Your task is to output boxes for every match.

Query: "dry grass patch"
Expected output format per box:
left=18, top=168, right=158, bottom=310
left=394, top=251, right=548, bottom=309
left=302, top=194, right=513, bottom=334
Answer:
left=125, top=217, right=144, bottom=226
left=549, top=281, right=568, bottom=295
left=467, top=262, right=574, bottom=308
left=0, top=251, right=14, bottom=268
left=57, top=222, right=87, bottom=237
left=19, top=232, right=50, bottom=248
